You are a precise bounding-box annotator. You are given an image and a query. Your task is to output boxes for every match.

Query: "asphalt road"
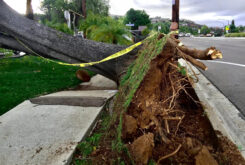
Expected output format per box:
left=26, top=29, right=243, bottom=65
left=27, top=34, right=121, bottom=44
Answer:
left=180, top=37, right=245, bottom=116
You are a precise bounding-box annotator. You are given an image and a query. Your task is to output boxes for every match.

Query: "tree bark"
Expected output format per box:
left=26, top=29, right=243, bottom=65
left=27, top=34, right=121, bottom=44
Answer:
left=0, top=0, right=138, bottom=83
left=82, top=0, right=87, bottom=19
left=26, top=0, right=34, bottom=20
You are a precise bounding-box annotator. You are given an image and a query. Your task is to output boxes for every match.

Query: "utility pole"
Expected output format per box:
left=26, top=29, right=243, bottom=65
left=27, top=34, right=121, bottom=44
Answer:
left=170, top=0, right=179, bottom=38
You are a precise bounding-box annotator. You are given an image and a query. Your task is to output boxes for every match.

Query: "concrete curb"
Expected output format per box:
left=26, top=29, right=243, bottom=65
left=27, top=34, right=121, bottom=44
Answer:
left=179, top=59, right=245, bottom=158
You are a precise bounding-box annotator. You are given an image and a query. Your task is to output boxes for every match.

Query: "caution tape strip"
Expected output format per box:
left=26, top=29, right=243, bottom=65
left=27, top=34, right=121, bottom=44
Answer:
left=57, top=41, right=142, bottom=67
left=14, top=36, right=145, bottom=68
left=14, top=31, right=177, bottom=68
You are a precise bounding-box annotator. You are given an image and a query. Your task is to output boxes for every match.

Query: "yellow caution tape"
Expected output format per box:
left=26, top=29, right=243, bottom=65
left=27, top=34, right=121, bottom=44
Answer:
left=14, top=36, right=145, bottom=68
left=56, top=41, right=142, bottom=67
left=14, top=32, right=158, bottom=68
left=169, top=30, right=179, bottom=35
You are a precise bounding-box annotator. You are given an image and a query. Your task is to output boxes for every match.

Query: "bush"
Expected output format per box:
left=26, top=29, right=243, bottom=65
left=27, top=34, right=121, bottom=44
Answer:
left=142, top=28, right=150, bottom=36
left=79, top=13, right=133, bottom=45
left=152, top=22, right=171, bottom=34
left=225, top=33, right=245, bottom=37
left=45, top=21, right=74, bottom=35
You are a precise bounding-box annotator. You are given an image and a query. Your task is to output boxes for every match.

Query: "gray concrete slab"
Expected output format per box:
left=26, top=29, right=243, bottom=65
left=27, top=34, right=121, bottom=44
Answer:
left=0, top=74, right=118, bottom=165
left=0, top=101, right=103, bottom=165
left=30, top=96, right=107, bottom=107
left=43, top=90, right=117, bottom=99
left=179, top=59, right=245, bottom=158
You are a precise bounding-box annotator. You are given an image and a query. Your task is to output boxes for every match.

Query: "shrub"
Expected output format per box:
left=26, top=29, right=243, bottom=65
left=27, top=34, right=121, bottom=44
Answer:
left=142, top=28, right=150, bottom=36
left=225, top=33, right=245, bottom=37
left=79, top=13, right=133, bottom=45
left=45, top=21, right=74, bottom=35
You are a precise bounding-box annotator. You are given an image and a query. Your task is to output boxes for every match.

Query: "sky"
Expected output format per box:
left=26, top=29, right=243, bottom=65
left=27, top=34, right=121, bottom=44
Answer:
left=4, top=0, right=245, bottom=27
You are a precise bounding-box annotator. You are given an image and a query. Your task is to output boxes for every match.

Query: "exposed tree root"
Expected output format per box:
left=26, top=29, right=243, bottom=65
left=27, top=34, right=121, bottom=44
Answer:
left=157, top=144, right=182, bottom=164
left=122, top=34, right=227, bottom=164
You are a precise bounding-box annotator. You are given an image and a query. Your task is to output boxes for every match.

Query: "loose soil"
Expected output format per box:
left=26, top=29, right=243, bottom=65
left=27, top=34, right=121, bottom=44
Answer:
left=72, top=34, right=245, bottom=165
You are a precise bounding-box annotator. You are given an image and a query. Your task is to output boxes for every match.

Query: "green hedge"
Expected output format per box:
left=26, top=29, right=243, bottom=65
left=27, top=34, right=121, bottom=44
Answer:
left=225, top=33, right=245, bottom=37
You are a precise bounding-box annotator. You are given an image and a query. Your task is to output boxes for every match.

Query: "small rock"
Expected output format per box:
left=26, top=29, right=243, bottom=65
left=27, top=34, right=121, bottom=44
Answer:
left=129, top=133, right=154, bottom=165
left=186, top=137, right=193, bottom=149
left=188, top=146, right=202, bottom=156
left=195, top=146, right=218, bottom=165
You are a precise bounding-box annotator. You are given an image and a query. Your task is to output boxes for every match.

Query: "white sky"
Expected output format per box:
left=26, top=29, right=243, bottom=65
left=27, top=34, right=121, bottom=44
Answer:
left=3, top=0, right=245, bottom=27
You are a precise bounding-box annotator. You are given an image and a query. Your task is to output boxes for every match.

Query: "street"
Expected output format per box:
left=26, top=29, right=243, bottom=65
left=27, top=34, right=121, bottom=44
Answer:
left=181, top=37, right=245, bottom=116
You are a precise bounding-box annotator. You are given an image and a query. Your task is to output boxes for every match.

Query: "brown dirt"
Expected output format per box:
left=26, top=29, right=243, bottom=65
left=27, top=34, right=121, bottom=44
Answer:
left=74, top=37, right=245, bottom=165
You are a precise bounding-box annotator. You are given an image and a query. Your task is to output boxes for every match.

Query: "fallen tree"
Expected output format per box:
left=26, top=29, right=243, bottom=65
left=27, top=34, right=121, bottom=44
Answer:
left=0, top=0, right=221, bottom=83
left=2, top=1, right=245, bottom=164
left=72, top=34, right=244, bottom=165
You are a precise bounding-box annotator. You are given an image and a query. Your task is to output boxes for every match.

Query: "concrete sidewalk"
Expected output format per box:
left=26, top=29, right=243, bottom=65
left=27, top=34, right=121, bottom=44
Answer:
left=0, top=75, right=117, bottom=165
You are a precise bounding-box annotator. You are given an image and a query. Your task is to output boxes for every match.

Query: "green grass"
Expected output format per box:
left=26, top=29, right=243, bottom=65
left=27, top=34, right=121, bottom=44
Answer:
left=110, top=33, right=167, bottom=160
left=0, top=48, right=14, bottom=58
left=0, top=55, right=94, bottom=115
left=225, top=33, right=245, bottom=37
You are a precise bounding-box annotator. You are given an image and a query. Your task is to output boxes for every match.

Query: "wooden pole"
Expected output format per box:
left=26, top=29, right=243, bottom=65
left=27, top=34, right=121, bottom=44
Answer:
left=171, top=0, right=179, bottom=38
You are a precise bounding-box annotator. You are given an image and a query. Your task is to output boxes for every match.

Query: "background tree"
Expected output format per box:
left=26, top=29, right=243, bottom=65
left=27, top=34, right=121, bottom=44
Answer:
left=230, top=20, right=239, bottom=33
left=79, top=13, right=133, bottom=45
left=123, top=8, right=151, bottom=30
left=152, top=22, right=171, bottom=34
left=41, top=0, right=109, bottom=24
left=41, top=0, right=71, bottom=23
left=200, top=25, right=210, bottom=35
left=82, top=0, right=86, bottom=18
left=238, top=26, right=245, bottom=33
left=26, top=0, right=34, bottom=20
left=85, top=0, right=109, bottom=16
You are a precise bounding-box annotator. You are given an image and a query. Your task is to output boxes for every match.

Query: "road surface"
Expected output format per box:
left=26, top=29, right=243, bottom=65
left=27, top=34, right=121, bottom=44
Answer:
left=181, top=37, right=245, bottom=116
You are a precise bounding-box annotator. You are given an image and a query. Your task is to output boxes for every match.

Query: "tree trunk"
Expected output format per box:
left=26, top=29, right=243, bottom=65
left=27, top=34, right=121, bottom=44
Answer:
left=0, top=0, right=138, bottom=83
left=26, top=0, right=34, bottom=20
left=82, top=0, right=87, bottom=19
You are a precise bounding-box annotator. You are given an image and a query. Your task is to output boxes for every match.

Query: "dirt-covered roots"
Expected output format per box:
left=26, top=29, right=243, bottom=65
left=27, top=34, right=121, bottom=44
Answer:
left=123, top=41, right=199, bottom=164
left=122, top=40, right=244, bottom=164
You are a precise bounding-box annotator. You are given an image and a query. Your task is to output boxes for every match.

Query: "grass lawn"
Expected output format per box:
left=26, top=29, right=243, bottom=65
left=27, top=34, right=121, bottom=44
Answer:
left=0, top=55, right=94, bottom=115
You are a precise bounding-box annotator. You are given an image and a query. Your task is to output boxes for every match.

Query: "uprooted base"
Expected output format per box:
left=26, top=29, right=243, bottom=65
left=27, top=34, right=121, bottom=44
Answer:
left=72, top=35, right=245, bottom=165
